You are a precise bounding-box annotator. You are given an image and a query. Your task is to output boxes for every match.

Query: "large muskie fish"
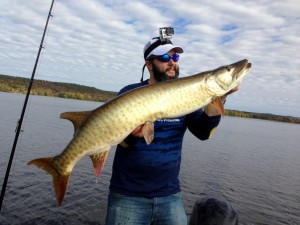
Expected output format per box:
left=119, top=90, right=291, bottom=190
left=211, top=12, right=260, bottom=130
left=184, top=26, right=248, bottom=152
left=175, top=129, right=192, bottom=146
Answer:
left=28, top=59, right=251, bottom=205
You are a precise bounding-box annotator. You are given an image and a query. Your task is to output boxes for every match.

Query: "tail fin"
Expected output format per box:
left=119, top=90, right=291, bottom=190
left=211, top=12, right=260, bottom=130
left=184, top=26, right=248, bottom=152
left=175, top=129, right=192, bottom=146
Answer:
left=27, top=157, right=70, bottom=206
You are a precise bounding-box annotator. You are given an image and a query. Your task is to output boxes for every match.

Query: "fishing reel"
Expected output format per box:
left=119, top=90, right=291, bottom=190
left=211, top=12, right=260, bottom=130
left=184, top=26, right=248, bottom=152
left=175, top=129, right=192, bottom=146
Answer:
left=159, top=27, right=174, bottom=43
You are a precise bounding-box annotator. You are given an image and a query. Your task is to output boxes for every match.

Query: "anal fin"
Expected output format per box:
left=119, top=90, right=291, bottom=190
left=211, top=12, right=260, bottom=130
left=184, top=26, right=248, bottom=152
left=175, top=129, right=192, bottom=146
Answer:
left=89, top=150, right=109, bottom=177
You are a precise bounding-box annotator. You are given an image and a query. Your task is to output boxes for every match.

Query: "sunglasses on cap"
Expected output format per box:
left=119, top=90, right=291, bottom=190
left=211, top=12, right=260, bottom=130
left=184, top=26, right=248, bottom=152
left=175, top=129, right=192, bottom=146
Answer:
left=156, top=53, right=180, bottom=63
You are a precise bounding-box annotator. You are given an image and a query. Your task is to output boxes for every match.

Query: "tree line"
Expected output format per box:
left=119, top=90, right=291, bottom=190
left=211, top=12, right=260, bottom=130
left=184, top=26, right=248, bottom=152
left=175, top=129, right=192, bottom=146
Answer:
left=0, top=74, right=116, bottom=102
left=1, top=74, right=299, bottom=124
left=225, top=109, right=299, bottom=124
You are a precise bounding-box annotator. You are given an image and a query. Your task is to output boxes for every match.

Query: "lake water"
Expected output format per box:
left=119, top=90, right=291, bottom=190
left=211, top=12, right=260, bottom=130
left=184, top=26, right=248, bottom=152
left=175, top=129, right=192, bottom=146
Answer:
left=0, top=92, right=299, bottom=225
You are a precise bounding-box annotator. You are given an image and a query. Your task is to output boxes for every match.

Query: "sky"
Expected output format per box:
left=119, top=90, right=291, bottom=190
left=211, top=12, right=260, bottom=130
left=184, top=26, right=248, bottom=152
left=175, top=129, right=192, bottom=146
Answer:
left=0, top=0, right=299, bottom=117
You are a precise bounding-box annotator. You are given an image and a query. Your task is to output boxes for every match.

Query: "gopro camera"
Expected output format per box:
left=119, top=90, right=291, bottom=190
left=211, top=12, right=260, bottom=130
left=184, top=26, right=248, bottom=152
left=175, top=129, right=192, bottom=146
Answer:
left=159, top=27, right=174, bottom=42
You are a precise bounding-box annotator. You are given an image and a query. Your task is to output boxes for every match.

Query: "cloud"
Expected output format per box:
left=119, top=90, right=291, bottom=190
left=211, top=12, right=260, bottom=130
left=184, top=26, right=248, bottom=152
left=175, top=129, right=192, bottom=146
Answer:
left=0, top=0, right=299, bottom=116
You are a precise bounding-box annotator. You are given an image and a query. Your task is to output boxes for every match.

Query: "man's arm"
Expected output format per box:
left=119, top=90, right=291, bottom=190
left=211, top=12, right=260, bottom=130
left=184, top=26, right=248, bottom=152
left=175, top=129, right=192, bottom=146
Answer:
left=185, top=109, right=221, bottom=140
left=186, top=86, right=239, bottom=140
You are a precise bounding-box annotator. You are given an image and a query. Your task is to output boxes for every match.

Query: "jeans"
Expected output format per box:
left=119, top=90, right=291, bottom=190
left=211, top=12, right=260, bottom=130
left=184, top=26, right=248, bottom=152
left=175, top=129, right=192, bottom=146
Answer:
left=105, top=192, right=187, bottom=225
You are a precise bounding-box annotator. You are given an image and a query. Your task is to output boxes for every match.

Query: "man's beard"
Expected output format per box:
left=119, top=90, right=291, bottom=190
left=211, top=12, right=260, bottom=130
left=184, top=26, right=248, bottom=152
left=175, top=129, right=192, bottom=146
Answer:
left=151, top=61, right=179, bottom=82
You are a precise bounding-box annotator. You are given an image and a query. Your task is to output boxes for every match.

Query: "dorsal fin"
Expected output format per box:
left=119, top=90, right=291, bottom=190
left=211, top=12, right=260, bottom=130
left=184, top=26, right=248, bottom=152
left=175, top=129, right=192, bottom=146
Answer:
left=60, top=111, right=92, bottom=135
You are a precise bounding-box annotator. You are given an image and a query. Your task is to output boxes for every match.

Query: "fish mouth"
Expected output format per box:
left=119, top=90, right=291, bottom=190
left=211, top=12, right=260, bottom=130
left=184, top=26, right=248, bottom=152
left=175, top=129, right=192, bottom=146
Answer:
left=231, top=59, right=251, bottom=80
left=208, top=59, right=251, bottom=95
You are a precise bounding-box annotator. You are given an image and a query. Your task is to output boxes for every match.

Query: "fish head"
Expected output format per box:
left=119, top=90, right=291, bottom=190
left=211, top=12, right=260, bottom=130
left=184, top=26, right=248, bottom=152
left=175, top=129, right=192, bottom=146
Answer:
left=206, top=59, right=251, bottom=96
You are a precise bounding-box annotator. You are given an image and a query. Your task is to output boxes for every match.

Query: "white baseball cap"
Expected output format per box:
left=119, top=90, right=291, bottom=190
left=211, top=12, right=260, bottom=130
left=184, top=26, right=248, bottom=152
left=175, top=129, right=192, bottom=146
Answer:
left=143, top=37, right=184, bottom=60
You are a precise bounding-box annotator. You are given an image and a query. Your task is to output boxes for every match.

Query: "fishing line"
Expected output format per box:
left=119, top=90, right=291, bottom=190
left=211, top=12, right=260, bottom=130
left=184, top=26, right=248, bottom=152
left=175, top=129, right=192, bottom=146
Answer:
left=0, top=0, right=56, bottom=211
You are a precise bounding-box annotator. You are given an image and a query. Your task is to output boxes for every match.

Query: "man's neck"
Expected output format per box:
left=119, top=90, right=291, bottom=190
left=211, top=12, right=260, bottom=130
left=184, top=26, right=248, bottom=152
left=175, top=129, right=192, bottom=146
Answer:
left=148, top=76, right=157, bottom=85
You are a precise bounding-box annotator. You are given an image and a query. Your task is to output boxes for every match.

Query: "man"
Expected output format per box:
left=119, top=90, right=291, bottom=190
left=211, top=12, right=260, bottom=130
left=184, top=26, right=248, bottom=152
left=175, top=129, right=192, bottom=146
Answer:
left=105, top=36, right=237, bottom=225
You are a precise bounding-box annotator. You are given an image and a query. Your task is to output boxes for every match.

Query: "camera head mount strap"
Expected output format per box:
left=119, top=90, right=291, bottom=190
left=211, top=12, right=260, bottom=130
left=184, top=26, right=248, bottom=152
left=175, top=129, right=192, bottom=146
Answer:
left=143, top=37, right=172, bottom=60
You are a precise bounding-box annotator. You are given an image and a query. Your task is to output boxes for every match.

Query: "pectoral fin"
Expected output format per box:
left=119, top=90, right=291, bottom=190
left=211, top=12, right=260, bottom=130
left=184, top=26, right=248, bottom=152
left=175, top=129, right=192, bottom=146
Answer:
left=142, top=121, right=154, bottom=145
left=213, top=97, right=225, bottom=116
left=206, top=97, right=225, bottom=116
left=60, top=111, right=92, bottom=135
left=89, top=150, right=109, bottom=177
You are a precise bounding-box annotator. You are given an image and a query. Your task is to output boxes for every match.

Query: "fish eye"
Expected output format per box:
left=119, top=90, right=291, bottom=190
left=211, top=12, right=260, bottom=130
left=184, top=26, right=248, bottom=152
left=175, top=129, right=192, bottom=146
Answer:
left=226, top=66, right=232, bottom=72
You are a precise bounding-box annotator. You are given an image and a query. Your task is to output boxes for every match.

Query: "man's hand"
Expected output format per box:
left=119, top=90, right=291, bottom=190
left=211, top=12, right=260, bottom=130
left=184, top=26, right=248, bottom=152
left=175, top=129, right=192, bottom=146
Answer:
left=225, top=85, right=239, bottom=95
left=131, top=125, right=144, bottom=137
left=130, top=122, right=154, bottom=144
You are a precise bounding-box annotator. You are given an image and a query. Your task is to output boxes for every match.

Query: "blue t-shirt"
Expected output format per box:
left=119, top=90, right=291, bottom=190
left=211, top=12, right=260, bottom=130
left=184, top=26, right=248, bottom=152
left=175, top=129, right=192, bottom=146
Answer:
left=109, top=80, right=221, bottom=197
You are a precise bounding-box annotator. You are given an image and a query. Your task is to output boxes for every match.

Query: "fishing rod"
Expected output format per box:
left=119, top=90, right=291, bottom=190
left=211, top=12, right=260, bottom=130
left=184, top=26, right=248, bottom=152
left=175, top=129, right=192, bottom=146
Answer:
left=0, top=0, right=56, bottom=211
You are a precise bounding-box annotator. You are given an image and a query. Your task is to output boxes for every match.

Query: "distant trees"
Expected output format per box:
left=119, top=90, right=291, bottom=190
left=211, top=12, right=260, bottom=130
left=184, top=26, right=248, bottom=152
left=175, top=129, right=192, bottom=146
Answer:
left=0, top=74, right=116, bottom=102
left=225, top=109, right=300, bottom=123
